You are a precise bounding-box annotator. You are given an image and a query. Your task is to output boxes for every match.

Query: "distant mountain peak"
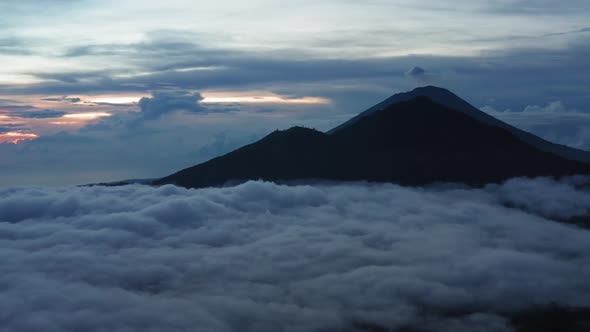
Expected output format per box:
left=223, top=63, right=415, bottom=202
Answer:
left=326, top=86, right=472, bottom=134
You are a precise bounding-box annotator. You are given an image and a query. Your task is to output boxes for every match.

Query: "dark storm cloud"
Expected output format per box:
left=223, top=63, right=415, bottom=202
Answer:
left=0, top=178, right=590, bottom=332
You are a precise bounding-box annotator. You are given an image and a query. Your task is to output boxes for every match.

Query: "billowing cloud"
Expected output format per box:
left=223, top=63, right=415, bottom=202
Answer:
left=405, top=66, right=427, bottom=79
left=0, top=177, right=589, bottom=331
left=138, top=90, right=207, bottom=119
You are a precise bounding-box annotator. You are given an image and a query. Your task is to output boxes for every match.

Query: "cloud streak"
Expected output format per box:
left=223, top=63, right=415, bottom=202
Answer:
left=0, top=105, right=67, bottom=119
left=1, top=178, right=589, bottom=331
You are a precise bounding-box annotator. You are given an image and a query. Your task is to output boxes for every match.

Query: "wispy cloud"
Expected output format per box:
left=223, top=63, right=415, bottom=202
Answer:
left=0, top=105, right=66, bottom=119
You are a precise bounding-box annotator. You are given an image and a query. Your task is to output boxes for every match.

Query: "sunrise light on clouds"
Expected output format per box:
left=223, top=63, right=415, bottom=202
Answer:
left=201, top=95, right=331, bottom=104
left=0, top=131, right=39, bottom=144
left=89, top=96, right=143, bottom=104
left=63, top=112, right=112, bottom=120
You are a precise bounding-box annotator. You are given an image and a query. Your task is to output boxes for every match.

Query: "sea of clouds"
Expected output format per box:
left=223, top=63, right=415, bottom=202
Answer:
left=1, top=177, right=590, bottom=332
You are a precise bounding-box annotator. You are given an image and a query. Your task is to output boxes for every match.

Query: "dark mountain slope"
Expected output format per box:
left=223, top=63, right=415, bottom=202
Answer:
left=329, top=86, right=590, bottom=164
left=155, top=127, right=331, bottom=188
left=155, top=96, right=590, bottom=188
left=329, top=97, right=589, bottom=185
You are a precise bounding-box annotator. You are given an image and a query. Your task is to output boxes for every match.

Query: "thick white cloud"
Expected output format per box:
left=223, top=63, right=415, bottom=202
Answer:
left=1, top=177, right=590, bottom=331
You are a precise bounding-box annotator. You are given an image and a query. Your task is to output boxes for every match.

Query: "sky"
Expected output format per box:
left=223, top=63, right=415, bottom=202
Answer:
left=1, top=0, right=590, bottom=185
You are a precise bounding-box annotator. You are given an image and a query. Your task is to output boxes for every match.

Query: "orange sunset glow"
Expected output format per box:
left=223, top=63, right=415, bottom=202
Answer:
left=63, top=112, right=112, bottom=120
left=0, top=131, right=39, bottom=144
left=201, top=95, right=331, bottom=104
left=90, top=96, right=142, bottom=104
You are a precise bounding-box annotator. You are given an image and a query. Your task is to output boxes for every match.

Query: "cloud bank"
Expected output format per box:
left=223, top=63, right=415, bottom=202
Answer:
left=1, top=177, right=590, bottom=332
left=482, top=103, right=590, bottom=151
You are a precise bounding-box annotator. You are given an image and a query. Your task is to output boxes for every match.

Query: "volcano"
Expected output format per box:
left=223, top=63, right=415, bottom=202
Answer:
left=155, top=87, right=590, bottom=188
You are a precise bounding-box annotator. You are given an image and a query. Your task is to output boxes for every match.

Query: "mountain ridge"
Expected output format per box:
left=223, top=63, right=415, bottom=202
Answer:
left=155, top=92, right=590, bottom=189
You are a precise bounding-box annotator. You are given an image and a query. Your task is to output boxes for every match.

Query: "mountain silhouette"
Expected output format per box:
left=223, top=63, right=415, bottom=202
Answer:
left=155, top=88, right=590, bottom=188
left=329, top=86, right=590, bottom=163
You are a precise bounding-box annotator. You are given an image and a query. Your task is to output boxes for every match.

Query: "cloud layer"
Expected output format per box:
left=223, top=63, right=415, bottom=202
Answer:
left=483, top=104, right=590, bottom=151
left=1, top=177, right=590, bottom=332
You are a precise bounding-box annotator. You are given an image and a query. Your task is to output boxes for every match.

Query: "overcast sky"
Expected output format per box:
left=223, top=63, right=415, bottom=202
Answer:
left=1, top=0, right=590, bottom=185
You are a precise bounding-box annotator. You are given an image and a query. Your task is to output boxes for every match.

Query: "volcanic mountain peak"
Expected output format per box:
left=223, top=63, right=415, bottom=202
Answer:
left=329, top=86, right=590, bottom=163
left=327, top=86, right=475, bottom=134
left=155, top=93, right=590, bottom=189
